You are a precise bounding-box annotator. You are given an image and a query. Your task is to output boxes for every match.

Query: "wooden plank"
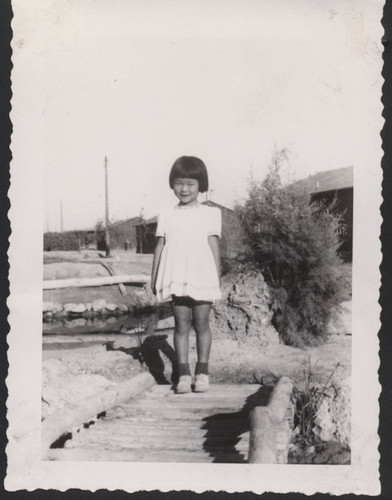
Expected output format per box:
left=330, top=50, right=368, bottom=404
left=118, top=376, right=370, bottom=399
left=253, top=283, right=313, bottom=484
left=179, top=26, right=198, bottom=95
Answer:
left=124, top=401, right=250, bottom=410
left=147, top=384, right=262, bottom=394
left=102, top=416, right=249, bottom=428
left=66, top=437, right=249, bottom=453
left=99, top=261, right=127, bottom=296
left=104, top=407, right=249, bottom=420
left=81, top=423, right=249, bottom=437
left=45, top=448, right=246, bottom=463
left=43, top=274, right=150, bottom=290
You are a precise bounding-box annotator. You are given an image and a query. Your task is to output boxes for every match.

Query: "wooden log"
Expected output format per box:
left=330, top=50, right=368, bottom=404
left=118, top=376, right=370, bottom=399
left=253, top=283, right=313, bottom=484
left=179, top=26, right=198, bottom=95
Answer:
left=266, top=376, right=293, bottom=424
left=248, top=407, right=277, bottom=463
left=248, top=376, right=294, bottom=464
left=42, top=371, right=155, bottom=452
left=43, top=274, right=150, bottom=290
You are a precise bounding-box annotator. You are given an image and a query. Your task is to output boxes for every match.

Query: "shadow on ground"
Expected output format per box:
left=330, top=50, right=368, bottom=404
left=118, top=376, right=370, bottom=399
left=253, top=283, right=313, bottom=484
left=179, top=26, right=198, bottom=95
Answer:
left=105, top=333, right=178, bottom=385
left=201, top=385, right=273, bottom=463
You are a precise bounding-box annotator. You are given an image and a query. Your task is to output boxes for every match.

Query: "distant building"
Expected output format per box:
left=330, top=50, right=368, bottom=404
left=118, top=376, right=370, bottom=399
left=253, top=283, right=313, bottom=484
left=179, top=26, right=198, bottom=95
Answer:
left=108, top=216, right=141, bottom=252
left=293, top=166, right=353, bottom=261
left=135, top=215, right=158, bottom=254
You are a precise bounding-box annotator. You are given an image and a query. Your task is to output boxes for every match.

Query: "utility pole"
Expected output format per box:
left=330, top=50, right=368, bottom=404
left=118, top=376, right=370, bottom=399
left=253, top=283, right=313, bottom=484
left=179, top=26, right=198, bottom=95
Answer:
left=104, top=156, right=111, bottom=257
left=60, top=199, right=64, bottom=232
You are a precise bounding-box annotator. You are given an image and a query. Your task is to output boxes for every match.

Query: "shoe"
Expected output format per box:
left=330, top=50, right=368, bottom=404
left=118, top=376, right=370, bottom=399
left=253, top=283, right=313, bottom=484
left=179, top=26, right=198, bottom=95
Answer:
left=175, top=375, right=192, bottom=394
left=194, top=374, right=209, bottom=393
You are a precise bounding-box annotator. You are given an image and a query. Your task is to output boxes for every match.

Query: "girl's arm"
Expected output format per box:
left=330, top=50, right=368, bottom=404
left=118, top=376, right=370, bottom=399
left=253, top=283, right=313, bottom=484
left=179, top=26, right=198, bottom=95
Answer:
left=208, top=235, right=221, bottom=287
left=150, top=236, right=165, bottom=295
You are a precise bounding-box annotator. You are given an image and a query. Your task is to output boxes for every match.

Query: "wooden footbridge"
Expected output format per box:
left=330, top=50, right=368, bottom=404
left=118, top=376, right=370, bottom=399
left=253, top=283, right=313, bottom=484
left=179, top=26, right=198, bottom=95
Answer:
left=44, top=376, right=293, bottom=464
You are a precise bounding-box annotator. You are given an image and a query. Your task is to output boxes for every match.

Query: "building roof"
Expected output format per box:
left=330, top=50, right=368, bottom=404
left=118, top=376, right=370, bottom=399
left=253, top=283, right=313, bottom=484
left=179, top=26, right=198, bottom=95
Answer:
left=111, top=216, right=142, bottom=228
left=145, top=215, right=158, bottom=225
left=293, top=165, right=353, bottom=194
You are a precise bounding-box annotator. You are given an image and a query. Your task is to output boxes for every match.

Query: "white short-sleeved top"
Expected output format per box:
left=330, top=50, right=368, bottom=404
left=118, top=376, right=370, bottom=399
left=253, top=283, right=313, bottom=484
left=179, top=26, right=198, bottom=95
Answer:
left=154, top=203, right=221, bottom=302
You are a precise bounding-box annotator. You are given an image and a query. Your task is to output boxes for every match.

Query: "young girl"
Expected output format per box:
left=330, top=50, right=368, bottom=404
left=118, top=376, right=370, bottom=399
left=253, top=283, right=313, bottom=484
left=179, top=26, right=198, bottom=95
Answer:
left=151, top=156, right=221, bottom=394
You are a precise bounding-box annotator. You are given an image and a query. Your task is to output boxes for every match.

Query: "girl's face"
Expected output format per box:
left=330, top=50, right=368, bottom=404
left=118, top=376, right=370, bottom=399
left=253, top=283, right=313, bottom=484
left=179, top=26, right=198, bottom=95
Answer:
left=173, top=177, right=200, bottom=206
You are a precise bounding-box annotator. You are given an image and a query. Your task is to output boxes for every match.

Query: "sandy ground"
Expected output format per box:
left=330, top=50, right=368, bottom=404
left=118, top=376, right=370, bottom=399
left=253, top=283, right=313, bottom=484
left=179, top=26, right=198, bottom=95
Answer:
left=43, top=328, right=350, bottom=393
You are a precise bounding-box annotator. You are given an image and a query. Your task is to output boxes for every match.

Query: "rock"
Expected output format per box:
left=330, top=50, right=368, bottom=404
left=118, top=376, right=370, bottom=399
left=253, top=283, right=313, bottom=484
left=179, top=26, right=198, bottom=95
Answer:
left=92, top=299, right=106, bottom=312
left=64, top=303, right=86, bottom=314
left=210, top=271, right=279, bottom=348
left=93, top=318, right=106, bottom=328
left=64, top=303, right=77, bottom=313
left=105, top=303, right=117, bottom=312
left=134, top=289, right=157, bottom=309
left=135, top=293, right=148, bottom=308
left=85, top=303, right=93, bottom=312
left=43, top=312, right=53, bottom=321
left=106, top=316, right=118, bottom=324
left=313, top=377, right=351, bottom=447
left=43, top=302, right=62, bottom=313
left=43, top=302, right=55, bottom=313
left=116, top=304, right=129, bottom=313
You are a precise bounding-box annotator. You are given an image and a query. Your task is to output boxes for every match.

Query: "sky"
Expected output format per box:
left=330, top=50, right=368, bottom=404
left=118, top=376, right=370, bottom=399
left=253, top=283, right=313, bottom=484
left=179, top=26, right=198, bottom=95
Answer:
left=17, top=0, right=382, bottom=231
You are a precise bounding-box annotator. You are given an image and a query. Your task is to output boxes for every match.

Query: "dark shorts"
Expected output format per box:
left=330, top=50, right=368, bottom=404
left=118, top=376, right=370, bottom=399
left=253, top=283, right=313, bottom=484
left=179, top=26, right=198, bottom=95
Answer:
left=171, top=295, right=212, bottom=307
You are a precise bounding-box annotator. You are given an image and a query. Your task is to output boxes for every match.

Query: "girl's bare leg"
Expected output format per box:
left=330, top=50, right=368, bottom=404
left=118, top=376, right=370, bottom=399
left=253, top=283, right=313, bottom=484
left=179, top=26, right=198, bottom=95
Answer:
left=192, top=302, right=212, bottom=363
left=172, top=301, right=192, bottom=364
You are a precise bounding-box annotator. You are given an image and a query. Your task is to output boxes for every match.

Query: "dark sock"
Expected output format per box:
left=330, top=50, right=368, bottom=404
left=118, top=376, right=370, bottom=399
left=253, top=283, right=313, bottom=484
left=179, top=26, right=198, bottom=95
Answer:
left=178, top=363, right=191, bottom=376
left=195, top=362, right=209, bottom=375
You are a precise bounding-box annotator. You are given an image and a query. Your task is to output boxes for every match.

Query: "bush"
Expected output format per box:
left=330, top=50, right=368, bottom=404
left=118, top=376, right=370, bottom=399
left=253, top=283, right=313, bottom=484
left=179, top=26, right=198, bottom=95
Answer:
left=95, top=220, right=107, bottom=252
left=44, top=232, right=81, bottom=251
left=236, top=150, right=347, bottom=346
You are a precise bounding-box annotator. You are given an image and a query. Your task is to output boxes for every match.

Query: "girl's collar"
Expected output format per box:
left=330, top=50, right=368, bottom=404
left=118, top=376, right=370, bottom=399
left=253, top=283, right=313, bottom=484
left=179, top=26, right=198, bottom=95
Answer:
left=175, top=202, right=201, bottom=209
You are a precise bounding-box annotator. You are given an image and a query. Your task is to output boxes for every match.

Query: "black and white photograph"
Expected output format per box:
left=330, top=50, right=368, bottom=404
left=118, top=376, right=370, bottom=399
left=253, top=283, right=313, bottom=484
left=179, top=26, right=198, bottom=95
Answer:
left=6, top=0, right=383, bottom=494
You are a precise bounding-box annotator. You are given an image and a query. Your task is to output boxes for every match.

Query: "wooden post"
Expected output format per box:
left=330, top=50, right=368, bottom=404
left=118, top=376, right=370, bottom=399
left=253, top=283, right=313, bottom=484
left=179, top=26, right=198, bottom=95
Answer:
left=104, top=156, right=110, bottom=257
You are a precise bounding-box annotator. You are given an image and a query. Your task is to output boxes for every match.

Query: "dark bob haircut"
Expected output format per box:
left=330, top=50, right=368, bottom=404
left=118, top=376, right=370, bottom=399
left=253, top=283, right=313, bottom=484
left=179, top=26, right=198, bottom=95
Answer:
left=169, top=156, right=209, bottom=193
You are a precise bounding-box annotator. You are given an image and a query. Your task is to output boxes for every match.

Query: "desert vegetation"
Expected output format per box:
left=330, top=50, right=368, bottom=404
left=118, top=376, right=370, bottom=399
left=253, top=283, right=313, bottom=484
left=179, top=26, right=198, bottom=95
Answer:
left=235, top=149, right=348, bottom=346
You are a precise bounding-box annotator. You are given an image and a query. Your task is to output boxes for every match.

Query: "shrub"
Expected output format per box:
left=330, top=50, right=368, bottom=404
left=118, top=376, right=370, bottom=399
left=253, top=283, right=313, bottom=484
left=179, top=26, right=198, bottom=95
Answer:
left=220, top=211, right=252, bottom=276
left=95, top=220, right=107, bottom=252
left=44, top=232, right=80, bottom=251
left=236, top=150, right=347, bottom=346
